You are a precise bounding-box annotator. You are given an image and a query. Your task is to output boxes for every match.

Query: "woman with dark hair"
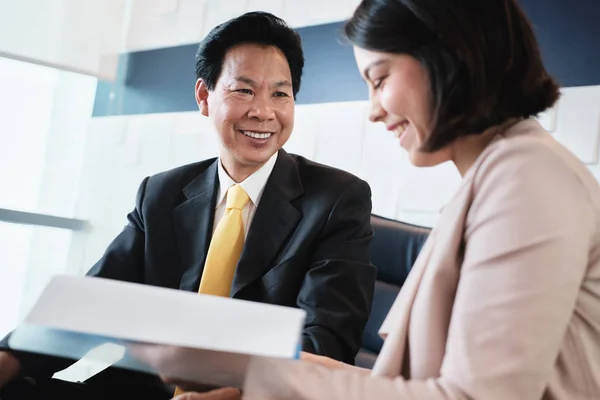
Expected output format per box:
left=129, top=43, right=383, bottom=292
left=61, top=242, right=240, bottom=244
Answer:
left=238, top=0, right=600, bottom=399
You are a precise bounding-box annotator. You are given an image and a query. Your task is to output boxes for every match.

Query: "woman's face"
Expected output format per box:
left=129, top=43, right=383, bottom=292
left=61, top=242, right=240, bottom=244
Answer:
left=354, top=46, right=452, bottom=167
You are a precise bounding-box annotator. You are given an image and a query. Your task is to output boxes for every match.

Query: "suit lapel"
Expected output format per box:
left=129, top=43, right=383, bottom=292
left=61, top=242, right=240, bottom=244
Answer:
left=373, top=180, right=473, bottom=379
left=406, top=182, right=472, bottom=378
left=172, top=160, right=219, bottom=291
left=231, top=150, right=304, bottom=297
left=371, top=234, right=435, bottom=378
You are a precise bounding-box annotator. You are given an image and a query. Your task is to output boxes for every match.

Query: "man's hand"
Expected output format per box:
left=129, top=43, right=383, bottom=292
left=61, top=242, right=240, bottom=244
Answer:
left=0, top=352, right=22, bottom=389
left=300, top=351, right=345, bottom=370
left=171, top=387, right=241, bottom=400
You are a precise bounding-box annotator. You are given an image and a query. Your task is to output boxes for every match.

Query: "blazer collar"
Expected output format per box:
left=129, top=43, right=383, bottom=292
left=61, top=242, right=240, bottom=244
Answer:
left=231, top=149, right=304, bottom=297
left=171, top=150, right=305, bottom=296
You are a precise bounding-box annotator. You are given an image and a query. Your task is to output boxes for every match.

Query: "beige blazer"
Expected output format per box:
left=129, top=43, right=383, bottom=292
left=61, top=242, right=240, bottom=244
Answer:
left=242, top=119, right=600, bottom=400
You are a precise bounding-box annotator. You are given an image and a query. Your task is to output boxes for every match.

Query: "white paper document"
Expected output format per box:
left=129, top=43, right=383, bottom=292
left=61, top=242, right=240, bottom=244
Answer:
left=9, top=275, right=306, bottom=388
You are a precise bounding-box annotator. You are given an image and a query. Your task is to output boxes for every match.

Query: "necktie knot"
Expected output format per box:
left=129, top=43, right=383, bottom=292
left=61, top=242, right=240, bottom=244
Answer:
left=226, top=184, right=250, bottom=211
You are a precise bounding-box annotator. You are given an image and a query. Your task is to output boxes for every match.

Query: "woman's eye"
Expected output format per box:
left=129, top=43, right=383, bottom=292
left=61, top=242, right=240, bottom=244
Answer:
left=372, top=76, right=386, bottom=90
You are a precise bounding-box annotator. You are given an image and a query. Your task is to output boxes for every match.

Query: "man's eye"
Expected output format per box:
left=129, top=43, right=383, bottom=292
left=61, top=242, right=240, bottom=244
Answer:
left=273, top=92, right=290, bottom=98
left=236, top=89, right=253, bottom=95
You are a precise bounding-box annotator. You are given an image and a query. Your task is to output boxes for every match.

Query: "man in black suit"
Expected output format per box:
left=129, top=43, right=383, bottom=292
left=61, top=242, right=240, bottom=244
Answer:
left=0, top=11, right=376, bottom=400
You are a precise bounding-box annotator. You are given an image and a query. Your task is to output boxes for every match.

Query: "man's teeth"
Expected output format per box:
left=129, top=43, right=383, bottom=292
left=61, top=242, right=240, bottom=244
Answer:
left=241, top=131, right=272, bottom=139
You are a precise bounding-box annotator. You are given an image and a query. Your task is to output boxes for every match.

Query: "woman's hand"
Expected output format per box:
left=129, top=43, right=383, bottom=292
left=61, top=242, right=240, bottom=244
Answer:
left=300, top=351, right=345, bottom=370
left=171, top=387, right=242, bottom=400
left=161, top=376, right=241, bottom=400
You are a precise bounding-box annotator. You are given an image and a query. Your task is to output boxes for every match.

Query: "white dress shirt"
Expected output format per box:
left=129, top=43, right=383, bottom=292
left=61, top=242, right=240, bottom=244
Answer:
left=212, top=152, right=278, bottom=237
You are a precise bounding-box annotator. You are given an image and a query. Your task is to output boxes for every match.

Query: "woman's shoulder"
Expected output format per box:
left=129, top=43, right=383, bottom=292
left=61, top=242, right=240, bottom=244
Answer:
left=459, top=120, right=600, bottom=241
left=472, top=119, right=598, bottom=196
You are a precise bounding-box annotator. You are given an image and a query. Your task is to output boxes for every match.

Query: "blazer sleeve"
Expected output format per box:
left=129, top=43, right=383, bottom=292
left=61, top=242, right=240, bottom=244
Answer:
left=85, top=176, right=148, bottom=281
left=0, top=177, right=149, bottom=381
left=242, top=142, right=596, bottom=400
left=297, top=178, right=377, bottom=365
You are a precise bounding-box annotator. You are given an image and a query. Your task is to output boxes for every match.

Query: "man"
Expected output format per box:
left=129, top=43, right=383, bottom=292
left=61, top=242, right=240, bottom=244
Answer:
left=0, top=11, right=376, bottom=400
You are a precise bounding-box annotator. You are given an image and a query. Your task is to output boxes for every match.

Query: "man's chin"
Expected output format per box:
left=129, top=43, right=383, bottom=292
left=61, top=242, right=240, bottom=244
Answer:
left=236, top=150, right=277, bottom=167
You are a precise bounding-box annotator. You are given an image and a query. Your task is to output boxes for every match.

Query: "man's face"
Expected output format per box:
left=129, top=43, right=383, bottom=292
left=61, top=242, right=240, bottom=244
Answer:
left=195, top=44, right=295, bottom=175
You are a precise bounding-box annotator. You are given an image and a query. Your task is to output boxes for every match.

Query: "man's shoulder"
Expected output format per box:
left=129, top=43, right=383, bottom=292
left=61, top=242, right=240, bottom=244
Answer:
left=144, top=158, right=217, bottom=195
left=285, top=153, right=370, bottom=196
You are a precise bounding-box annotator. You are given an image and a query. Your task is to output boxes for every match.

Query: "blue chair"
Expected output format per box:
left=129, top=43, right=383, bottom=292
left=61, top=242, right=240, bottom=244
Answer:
left=355, top=215, right=431, bottom=368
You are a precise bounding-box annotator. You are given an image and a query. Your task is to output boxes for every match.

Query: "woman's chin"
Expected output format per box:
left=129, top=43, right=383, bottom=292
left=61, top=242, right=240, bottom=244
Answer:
left=408, top=151, right=448, bottom=168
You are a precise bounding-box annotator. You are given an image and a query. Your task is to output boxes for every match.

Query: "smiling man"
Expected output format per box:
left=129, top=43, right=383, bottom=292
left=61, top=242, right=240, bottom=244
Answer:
left=0, top=11, right=377, bottom=400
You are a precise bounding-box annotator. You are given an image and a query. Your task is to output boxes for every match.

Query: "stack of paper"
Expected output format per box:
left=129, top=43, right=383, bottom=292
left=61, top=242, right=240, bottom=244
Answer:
left=9, top=275, right=306, bottom=388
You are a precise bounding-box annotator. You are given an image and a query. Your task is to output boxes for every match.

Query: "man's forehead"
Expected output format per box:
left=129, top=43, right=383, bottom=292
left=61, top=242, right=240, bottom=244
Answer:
left=224, top=43, right=284, bottom=61
left=220, top=51, right=292, bottom=83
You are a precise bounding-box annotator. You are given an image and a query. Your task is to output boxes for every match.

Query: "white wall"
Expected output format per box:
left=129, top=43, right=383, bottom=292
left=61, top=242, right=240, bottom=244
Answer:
left=68, top=85, right=600, bottom=277
left=125, top=0, right=362, bottom=51
left=0, top=0, right=127, bottom=79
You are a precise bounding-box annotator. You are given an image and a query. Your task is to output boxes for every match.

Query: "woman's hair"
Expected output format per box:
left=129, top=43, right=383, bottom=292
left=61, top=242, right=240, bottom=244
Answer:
left=344, top=0, right=560, bottom=151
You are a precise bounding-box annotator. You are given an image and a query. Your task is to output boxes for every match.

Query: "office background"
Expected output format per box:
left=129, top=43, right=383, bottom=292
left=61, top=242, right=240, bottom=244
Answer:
left=82, top=0, right=600, bottom=268
left=1, top=0, right=599, bottom=380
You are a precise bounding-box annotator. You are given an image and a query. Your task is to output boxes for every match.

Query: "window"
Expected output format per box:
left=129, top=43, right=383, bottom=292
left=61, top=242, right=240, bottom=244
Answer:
left=0, top=56, right=96, bottom=337
left=0, top=222, right=72, bottom=337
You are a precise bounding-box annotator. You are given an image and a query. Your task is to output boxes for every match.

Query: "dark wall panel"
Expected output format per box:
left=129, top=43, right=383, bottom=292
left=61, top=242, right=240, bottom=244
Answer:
left=93, top=0, right=600, bottom=117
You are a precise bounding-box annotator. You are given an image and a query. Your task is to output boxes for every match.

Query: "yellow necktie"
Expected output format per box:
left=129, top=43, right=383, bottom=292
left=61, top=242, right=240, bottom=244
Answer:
left=199, top=184, right=250, bottom=296
left=174, top=185, right=250, bottom=396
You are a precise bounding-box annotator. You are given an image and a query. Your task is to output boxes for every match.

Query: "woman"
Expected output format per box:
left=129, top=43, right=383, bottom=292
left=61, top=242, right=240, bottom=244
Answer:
left=173, top=0, right=600, bottom=399
left=237, top=0, right=600, bottom=399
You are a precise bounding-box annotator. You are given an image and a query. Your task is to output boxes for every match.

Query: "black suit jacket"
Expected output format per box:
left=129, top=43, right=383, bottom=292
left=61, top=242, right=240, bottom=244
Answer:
left=1, top=150, right=376, bottom=386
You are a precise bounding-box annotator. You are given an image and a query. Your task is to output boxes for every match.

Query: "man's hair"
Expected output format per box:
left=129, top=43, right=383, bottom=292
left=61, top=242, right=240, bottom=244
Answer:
left=345, top=0, right=560, bottom=152
left=195, top=11, right=304, bottom=98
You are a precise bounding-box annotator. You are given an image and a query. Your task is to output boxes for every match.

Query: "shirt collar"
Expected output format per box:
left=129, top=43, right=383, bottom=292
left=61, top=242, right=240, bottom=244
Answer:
left=216, top=152, right=278, bottom=208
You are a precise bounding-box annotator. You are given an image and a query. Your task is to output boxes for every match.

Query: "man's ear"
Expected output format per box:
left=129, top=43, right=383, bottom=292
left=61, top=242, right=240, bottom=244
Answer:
left=195, top=78, right=210, bottom=117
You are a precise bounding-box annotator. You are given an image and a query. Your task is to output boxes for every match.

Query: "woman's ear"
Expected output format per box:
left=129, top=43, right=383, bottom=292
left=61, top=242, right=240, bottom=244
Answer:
left=195, top=78, right=210, bottom=117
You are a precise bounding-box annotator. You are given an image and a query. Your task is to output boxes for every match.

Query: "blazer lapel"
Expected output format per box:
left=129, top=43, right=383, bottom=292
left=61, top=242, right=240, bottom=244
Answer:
left=231, top=150, right=304, bottom=297
left=172, top=160, right=219, bottom=291
left=371, top=234, right=435, bottom=378
left=406, top=182, right=472, bottom=379
left=373, top=181, right=473, bottom=379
